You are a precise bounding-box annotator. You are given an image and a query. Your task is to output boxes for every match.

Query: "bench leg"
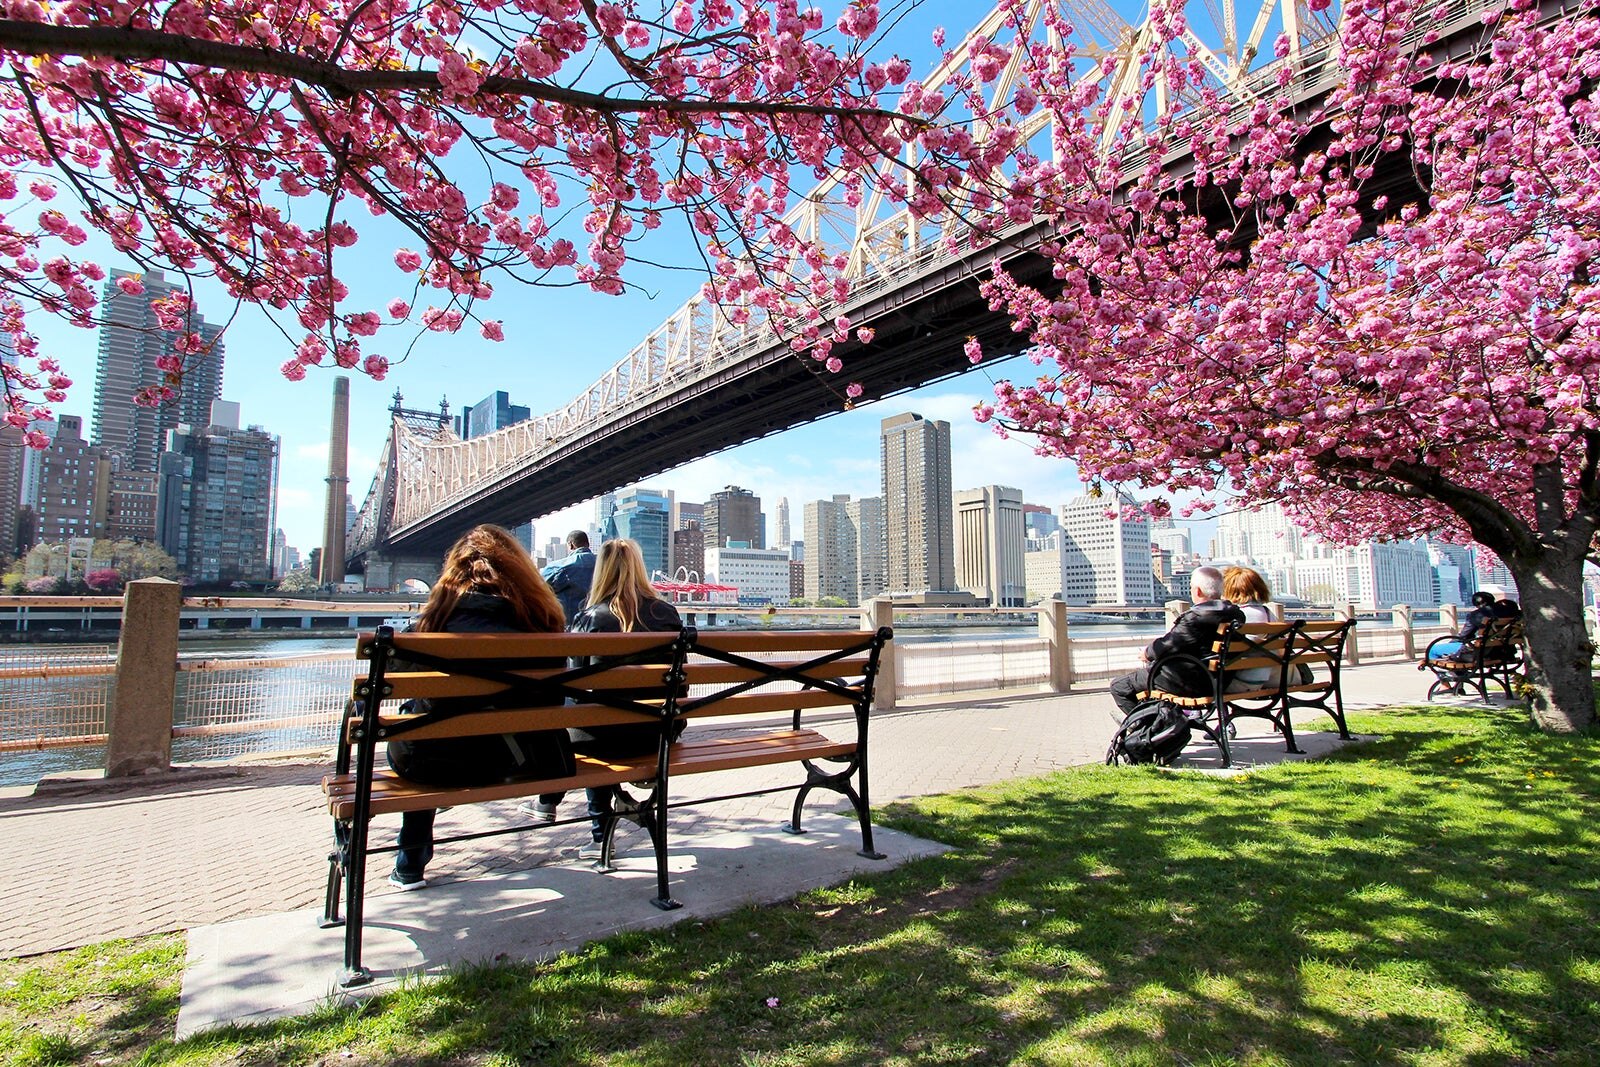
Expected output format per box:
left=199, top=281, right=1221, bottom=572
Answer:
left=644, top=791, right=679, bottom=911
left=843, top=781, right=884, bottom=860
left=786, top=759, right=883, bottom=859
left=1207, top=709, right=1233, bottom=768
left=339, top=814, right=374, bottom=989
left=320, top=823, right=347, bottom=929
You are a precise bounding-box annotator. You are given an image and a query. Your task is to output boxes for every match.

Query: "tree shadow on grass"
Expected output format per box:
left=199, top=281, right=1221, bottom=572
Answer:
left=143, top=707, right=1600, bottom=1066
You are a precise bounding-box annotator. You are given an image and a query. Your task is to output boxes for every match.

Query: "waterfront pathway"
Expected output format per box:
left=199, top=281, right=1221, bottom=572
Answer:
left=3, top=662, right=1441, bottom=959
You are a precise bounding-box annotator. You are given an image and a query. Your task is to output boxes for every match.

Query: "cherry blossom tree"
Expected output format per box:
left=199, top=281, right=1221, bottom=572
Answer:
left=0, top=0, right=1025, bottom=437
left=971, top=0, right=1600, bottom=730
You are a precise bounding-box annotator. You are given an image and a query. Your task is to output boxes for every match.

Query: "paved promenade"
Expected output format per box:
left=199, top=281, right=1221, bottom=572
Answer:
left=2, top=662, right=1431, bottom=959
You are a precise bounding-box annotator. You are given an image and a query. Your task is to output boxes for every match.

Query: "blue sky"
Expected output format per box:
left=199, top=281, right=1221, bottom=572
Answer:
left=25, top=0, right=1261, bottom=560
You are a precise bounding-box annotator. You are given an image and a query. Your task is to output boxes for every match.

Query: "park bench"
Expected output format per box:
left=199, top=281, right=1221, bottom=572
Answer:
left=1134, top=620, right=1355, bottom=767
left=320, top=623, right=892, bottom=988
left=1419, top=617, right=1526, bottom=702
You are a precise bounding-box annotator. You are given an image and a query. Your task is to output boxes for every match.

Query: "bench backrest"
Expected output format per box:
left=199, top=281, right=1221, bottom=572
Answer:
left=1466, top=618, right=1525, bottom=661
left=679, top=629, right=891, bottom=723
left=1211, top=622, right=1296, bottom=680
left=1290, top=620, right=1354, bottom=682
left=342, top=628, right=692, bottom=762
left=341, top=626, right=893, bottom=758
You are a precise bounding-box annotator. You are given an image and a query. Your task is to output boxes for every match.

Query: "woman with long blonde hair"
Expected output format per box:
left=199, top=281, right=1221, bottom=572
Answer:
left=526, top=538, right=684, bottom=857
left=387, top=524, right=572, bottom=889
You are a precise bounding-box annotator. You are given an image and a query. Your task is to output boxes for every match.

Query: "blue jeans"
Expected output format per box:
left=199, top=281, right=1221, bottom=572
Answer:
left=395, top=809, right=435, bottom=881
left=1428, top=641, right=1465, bottom=661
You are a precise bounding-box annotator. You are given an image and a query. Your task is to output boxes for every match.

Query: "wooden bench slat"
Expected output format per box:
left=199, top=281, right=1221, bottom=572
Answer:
left=361, top=631, right=686, bottom=660
left=690, top=631, right=879, bottom=653
left=372, top=654, right=876, bottom=701
left=678, top=689, right=858, bottom=719
left=326, top=729, right=853, bottom=818
left=358, top=703, right=665, bottom=742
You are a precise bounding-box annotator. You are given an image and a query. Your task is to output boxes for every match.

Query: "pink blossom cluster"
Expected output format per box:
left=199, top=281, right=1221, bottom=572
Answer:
left=976, top=0, right=1600, bottom=553
left=0, top=0, right=1043, bottom=430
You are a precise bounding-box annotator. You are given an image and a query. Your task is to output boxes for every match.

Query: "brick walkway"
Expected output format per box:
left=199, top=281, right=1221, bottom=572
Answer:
left=1, top=663, right=1427, bottom=958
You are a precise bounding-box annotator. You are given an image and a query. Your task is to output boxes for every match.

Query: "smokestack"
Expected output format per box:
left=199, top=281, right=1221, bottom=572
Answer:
left=320, top=376, right=350, bottom=587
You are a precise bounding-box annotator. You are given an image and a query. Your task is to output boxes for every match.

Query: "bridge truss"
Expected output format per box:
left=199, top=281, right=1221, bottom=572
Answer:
left=347, top=0, right=1502, bottom=560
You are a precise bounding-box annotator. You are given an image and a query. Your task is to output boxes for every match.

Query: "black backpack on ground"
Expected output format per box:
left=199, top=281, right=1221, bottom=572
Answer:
left=1108, top=699, right=1192, bottom=766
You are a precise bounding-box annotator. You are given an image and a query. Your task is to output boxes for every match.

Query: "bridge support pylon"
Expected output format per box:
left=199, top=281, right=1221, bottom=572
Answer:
left=363, top=552, right=443, bottom=593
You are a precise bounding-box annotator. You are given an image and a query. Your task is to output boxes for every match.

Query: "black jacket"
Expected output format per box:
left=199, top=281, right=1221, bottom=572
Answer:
left=569, top=597, right=683, bottom=635
left=386, top=592, right=574, bottom=785
left=565, top=596, right=685, bottom=756
left=1146, top=598, right=1247, bottom=696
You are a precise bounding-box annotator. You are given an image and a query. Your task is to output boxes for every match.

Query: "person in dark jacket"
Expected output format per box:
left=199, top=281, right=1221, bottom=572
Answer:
left=385, top=524, right=571, bottom=890
left=523, top=538, right=684, bottom=858
left=1424, top=590, right=1498, bottom=662
left=540, top=530, right=596, bottom=622
left=1109, top=566, right=1246, bottom=719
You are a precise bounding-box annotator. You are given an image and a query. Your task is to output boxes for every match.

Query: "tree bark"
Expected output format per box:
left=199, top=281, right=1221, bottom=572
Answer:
left=1506, top=547, right=1595, bottom=733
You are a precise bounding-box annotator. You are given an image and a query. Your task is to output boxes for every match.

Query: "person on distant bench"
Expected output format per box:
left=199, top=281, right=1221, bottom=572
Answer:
left=541, top=529, right=597, bottom=623
left=1110, top=566, right=1245, bottom=720
left=1424, top=591, right=1498, bottom=663
left=522, top=538, right=686, bottom=859
left=384, top=524, right=573, bottom=891
left=1222, top=566, right=1277, bottom=693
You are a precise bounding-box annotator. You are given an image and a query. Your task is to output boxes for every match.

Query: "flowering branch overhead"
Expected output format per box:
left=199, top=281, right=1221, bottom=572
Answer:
left=0, top=0, right=1038, bottom=428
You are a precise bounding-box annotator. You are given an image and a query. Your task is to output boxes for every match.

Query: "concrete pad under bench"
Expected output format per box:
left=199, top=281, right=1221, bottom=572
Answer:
left=176, top=812, right=949, bottom=1038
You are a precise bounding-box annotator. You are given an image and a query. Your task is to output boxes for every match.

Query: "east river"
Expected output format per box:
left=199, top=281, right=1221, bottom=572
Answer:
left=0, top=621, right=1165, bottom=787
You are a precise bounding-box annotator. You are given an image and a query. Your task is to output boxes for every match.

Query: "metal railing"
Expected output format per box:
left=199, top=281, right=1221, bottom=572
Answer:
left=0, top=595, right=1474, bottom=778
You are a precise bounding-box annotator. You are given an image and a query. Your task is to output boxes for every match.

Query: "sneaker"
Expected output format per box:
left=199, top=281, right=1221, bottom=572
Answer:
left=518, top=800, right=559, bottom=823
left=388, top=871, right=427, bottom=891
left=578, top=841, right=607, bottom=861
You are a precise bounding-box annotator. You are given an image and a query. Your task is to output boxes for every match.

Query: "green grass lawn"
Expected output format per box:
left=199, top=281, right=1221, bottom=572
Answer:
left=5, top=705, right=1599, bottom=1065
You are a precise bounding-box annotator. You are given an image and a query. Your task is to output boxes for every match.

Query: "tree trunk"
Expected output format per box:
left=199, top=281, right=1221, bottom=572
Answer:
left=1506, top=549, right=1595, bottom=732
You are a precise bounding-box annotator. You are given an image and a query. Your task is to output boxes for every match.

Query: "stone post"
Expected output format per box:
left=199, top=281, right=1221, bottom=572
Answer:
left=1392, top=604, right=1414, bottom=659
left=1165, top=600, right=1190, bottom=630
left=105, top=578, right=181, bottom=777
left=1336, top=602, right=1361, bottom=665
left=1269, top=601, right=1286, bottom=622
left=1038, top=598, right=1072, bottom=692
left=860, top=598, right=896, bottom=710
left=1440, top=603, right=1458, bottom=632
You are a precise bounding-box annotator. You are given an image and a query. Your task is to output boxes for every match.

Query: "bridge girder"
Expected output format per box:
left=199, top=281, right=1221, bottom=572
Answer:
left=368, top=0, right=1519, bottom=555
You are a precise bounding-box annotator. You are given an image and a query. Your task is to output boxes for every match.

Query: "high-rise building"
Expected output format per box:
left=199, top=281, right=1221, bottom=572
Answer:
left=803, top=495, right=857, bottom=603
left=670, top=519, right=704, bottom=580
left=612, top=485, right=672, bottom=576
left=94, top=268, right=225, bottom=472
left=106, top=469, right=159, bottom=542
left=704, top=486, right=764, bottom=549
left=1024, top=530, right=1067, bottom=602
left=880, top=412, right=954, bottom=595
left=157, top=402, right=279, bottom=584
left=455, top=390, right=531, bottom=439
left=954, top=486, right=1026, bottom=607
left=1427, top=541, right=1476, bottom=605
left=1214, top=503, right=1302, bottom=566
left=802, top=494, right=885, bottom=604
left=789, top=558, right=805, bottom=600
left=1292, top=539, right=1436, bottom=608
left=0, top=423, right=23, bottom=566
left=17, top=416, right=56, bottom=519
left=1058, top=491, right=1153, bottom=604
left=32, top=415, right=112, bottom=544
left=775, top=497, right=791, bottom=552
left=846, top=496, right=886, bottom=602
left=1022, top=503, right=1058, bottom=541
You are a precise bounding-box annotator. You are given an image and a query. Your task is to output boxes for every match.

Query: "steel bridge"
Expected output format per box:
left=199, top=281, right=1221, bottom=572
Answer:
left=347, top=0, right=1519, bottom=566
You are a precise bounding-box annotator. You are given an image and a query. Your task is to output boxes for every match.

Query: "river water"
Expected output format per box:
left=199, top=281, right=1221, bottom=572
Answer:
left=0, top=621, right=1164, bottom=787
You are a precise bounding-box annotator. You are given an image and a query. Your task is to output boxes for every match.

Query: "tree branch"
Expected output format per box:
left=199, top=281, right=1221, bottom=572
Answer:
left=0, top=20, right=912, bottom=123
